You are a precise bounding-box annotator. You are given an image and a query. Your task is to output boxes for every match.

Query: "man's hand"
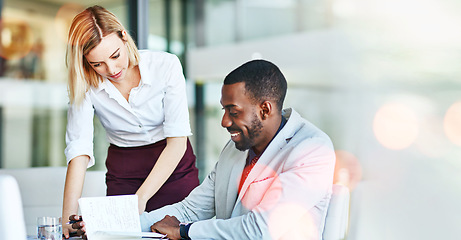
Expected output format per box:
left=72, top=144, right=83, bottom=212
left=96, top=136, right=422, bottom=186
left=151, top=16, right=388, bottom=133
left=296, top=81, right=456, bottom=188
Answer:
left=65, top=215, right=87, bottom=239
left=150, top=215, right=182, bottom=240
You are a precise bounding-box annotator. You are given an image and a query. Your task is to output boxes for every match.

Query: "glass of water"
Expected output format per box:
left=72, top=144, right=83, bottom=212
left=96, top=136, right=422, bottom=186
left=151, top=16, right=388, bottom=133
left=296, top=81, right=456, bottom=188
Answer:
left=37, top=216, right=62, bottom=240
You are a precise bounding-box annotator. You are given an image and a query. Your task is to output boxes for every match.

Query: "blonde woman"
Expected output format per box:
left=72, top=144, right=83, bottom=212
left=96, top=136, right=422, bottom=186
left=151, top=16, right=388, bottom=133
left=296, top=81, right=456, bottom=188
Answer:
left=62, top=5, right=199, bottom=238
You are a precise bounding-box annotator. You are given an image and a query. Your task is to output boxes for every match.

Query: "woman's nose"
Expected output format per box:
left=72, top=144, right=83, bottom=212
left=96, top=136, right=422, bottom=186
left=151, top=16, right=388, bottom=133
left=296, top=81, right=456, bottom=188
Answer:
left=106, top=62, right=116, bottom=75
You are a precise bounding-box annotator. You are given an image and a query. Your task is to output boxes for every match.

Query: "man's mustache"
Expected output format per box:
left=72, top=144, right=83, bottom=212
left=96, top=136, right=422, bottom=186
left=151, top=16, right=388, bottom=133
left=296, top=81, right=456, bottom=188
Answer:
left=227, top=127, right=241, bottom=132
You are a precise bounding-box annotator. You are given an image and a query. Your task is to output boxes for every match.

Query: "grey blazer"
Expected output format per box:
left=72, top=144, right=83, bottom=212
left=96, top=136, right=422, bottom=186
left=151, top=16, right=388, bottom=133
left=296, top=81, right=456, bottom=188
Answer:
left=141, top=108, right=336, bottom=240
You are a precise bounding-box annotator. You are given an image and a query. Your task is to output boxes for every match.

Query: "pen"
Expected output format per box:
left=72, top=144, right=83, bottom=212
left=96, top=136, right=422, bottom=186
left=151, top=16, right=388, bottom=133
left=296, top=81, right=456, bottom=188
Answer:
left=62, top=232, right=80, bottom=238
left=66, top=216, right=82, bottom=224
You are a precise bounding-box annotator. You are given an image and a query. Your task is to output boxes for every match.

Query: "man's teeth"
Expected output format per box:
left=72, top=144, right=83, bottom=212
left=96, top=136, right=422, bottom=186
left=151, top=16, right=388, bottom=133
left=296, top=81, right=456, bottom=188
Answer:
left=231, top=132, right=240, bottom=137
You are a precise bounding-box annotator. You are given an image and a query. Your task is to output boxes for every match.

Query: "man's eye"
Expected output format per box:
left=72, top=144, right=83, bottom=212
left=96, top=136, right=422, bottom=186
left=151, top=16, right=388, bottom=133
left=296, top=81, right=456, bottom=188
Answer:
left=230, top=112, right=238, bottom=117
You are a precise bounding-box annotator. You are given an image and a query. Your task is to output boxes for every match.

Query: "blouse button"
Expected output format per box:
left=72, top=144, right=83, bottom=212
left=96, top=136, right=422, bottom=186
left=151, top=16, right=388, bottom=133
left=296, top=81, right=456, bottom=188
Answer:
left=138, top=125, right=142, bottom=128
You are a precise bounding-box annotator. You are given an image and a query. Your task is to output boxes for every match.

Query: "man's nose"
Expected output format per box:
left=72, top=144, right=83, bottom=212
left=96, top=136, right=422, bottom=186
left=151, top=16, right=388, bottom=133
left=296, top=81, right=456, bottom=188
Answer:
left=221, top=112, right=232, bottom=128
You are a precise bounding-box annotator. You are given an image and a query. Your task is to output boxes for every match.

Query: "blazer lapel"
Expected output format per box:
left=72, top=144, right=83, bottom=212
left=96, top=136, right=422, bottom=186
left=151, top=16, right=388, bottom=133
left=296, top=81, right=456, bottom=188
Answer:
left=215, top=144, right=247, bottom=219
left=236, top=136, right=288, bottom=202
left=225, top=153, right=246, bottom=216
left=235, top=108, right=301, bottom=204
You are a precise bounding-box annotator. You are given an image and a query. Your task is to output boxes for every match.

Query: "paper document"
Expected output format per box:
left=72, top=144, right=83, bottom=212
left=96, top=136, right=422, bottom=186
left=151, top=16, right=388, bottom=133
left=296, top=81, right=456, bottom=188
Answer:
left=92, top=231, right=166, bottom=239
left=78, top=195, right=166, bottom=239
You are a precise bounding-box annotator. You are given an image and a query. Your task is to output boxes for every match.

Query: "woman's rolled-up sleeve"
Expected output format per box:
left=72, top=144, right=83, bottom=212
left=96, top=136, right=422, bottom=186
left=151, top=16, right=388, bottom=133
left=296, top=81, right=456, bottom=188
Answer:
left=64, top=92, right=96, bottom=168
left=162, top=55, right=192, bottom=138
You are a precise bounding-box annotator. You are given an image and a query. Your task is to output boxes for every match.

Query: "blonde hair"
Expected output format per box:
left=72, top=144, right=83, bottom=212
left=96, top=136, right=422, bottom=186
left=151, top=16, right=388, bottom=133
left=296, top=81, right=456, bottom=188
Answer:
left=66, top=5, right=140, bottom=105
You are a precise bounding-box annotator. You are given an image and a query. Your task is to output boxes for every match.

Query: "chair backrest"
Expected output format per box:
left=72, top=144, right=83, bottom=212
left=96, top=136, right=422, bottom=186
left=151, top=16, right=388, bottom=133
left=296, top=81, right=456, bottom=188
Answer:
left=0, top=167, right=106, bottom=235
left=0, top=174, right=27, bottom=240
left=323, top=184, right=350, bottom=240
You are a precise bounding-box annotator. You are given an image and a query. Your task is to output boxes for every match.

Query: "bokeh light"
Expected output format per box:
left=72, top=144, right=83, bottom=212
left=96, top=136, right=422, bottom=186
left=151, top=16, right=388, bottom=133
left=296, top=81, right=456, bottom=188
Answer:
left=54, top=3, right=85, bottom=43
left=0, top=19, right=34, bottom=60
left=334, top=150, right=362, bottom=190
left=373, top=103, right=419, bottom=150
left=268, top=203, right=316, bottom=239
left=240, top=164, right=281, bottom=211
left=444, top=101, right=461, bottom=147
left=415, top=114, right=448, bottom=158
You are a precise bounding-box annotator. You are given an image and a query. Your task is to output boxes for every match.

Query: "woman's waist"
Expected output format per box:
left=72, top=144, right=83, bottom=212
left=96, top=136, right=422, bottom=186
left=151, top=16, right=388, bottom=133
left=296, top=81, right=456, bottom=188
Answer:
left=109, top=138, right=167, bottom=150
left=106, top=130, right=166, bottom=147
left=106, top=138, right=197, bottom=178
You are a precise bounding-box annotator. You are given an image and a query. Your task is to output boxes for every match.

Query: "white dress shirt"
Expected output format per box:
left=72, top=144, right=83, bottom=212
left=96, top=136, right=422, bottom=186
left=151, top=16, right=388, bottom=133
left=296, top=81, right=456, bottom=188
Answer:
left=65, top=50, right=192, bottom=168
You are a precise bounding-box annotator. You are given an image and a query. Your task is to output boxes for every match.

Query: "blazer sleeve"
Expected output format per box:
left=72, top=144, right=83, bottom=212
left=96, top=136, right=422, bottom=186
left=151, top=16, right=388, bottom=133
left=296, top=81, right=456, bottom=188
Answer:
left=140, top=162, right=218, bottom=231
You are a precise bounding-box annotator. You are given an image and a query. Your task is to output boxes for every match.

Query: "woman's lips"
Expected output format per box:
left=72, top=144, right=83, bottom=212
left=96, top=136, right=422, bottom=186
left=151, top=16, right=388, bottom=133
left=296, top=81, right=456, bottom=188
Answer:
left=110, top=70, right=122, bottom=79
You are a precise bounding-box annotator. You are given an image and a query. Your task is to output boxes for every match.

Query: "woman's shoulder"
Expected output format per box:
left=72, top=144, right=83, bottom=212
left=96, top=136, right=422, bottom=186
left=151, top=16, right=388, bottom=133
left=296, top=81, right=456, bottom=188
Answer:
left=138, top=50, right=179, bottom=63
left=138, top=50, right=182, bottom=78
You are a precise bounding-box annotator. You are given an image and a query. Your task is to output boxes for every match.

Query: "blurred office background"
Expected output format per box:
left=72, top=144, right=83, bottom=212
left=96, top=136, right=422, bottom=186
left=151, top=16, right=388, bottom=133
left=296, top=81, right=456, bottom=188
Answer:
left=0, top=0, right=460, bottom=239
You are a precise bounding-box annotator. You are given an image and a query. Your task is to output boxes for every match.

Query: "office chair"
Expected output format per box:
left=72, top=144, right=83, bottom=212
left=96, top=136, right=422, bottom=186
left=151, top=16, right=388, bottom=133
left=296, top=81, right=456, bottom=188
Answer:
left=0, top=174, right=27, bottom=240
left=0, top=167, right=106, bottom=235
left=323, top=184, right=350, bottom=240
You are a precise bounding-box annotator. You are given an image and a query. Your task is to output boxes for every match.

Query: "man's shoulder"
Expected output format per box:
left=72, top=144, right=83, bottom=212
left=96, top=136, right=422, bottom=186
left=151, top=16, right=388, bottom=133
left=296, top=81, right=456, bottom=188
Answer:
left=282, top=108, right=331, bottom=141
left=281, top=108, right=334, bottom=155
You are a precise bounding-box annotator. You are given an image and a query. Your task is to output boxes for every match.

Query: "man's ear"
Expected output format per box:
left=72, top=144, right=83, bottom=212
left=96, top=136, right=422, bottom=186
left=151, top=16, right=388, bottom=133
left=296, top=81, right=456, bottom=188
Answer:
left=260, top=101, right=272, bottom=120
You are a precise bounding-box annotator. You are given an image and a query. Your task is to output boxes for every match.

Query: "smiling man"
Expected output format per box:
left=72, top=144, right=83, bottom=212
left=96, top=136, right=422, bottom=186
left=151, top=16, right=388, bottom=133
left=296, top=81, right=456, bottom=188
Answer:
left=139, top=59, right=336, bottom=240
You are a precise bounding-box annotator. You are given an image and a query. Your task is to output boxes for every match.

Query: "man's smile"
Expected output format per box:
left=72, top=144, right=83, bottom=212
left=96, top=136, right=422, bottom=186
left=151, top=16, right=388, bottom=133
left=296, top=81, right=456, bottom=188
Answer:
left=230, top=131, right=241, bottom=141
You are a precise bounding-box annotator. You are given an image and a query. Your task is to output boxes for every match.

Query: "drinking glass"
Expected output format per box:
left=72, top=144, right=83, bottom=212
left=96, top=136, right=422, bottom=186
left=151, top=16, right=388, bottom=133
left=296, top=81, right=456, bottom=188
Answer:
left=37, top=216, right=62, bottom=240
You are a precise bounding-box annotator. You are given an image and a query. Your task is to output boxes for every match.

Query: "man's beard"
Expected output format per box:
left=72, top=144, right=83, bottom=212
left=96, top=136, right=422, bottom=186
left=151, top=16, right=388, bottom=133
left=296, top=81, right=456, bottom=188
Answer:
left=234, top=115, right=263, bottom=151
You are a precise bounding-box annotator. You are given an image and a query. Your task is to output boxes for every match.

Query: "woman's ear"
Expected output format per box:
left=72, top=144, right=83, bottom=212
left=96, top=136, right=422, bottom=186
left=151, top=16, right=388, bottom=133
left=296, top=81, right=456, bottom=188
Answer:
left=121, top=30, right=128, bottom=41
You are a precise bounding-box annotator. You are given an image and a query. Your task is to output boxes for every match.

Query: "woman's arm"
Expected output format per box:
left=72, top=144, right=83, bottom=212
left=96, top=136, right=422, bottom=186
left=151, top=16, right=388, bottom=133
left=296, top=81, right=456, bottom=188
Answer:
left=136, top=136, right=187, bottom=214
left=62, top=155, right=90, bottom=239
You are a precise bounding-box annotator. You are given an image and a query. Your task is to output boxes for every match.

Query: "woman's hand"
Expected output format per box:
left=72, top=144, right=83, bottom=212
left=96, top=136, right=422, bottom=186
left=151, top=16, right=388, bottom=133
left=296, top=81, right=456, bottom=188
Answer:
left=62, top=156, right=89, bottom=238
left=62, top=217, right=75, bottom=239
left=137, top=193, right=147, bottom=214
left=64, top=215, right=87, bottom=239
left=135, top=137, right=187, bottom=214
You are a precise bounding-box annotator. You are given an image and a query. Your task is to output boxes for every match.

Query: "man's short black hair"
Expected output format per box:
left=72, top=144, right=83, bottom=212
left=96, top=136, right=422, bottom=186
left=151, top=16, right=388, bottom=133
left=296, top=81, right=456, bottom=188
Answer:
left=223, top=59, right=287, bottom=112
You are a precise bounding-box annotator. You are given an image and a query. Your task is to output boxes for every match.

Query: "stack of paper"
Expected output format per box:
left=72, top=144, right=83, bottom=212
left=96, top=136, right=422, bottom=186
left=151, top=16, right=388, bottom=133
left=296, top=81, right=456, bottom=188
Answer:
left=78, top=195, right=166, bottom=239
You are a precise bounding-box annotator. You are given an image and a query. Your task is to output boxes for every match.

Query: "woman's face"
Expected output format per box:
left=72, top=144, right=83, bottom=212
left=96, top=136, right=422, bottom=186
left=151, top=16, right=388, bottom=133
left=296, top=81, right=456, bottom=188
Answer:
left=85, top=32, right=130, bottom=83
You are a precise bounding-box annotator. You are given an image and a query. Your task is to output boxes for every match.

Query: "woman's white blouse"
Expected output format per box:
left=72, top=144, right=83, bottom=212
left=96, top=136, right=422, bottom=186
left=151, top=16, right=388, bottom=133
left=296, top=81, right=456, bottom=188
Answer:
left=65, top=51, right=192, bottom=167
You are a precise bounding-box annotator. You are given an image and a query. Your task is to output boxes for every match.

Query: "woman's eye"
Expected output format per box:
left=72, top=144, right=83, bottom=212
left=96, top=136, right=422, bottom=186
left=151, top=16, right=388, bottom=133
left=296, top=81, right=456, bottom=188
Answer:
left=112, top=53, right=120, bottom=59
left=93, top=63, right=101, bottom=67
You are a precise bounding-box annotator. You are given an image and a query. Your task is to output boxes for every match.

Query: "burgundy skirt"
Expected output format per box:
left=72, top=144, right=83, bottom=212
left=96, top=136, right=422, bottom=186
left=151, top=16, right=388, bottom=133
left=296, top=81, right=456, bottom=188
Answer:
left=105, top=138, right=199, bottom=212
